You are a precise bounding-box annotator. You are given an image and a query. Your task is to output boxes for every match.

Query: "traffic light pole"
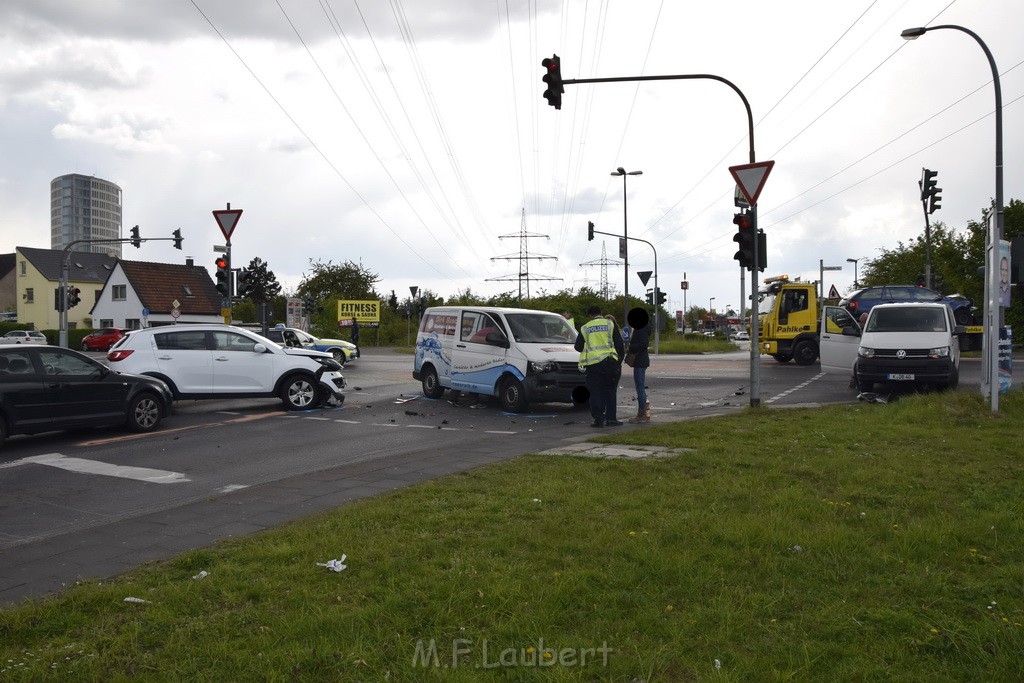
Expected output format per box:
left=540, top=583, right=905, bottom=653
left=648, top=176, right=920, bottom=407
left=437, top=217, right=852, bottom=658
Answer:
left=591, top=225, right=660, bottom=354
left=58, top=231, right=184, bottom=347
left=560, top=69, right=760, bottom=405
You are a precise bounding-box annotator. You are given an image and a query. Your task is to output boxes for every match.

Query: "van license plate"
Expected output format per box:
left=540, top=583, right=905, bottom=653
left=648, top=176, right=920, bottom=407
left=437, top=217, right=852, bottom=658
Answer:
left=887, top=373, right=915, bottom=381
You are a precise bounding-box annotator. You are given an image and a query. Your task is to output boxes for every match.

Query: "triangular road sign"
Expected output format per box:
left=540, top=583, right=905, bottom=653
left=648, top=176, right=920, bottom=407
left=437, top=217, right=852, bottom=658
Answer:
left=213, top=208, right=243, bottom=241
left=637, top=270, right=653, bottom=287
left=828, top=284, right=841, bottom=299
left=729, top=160, right=775, bottom=207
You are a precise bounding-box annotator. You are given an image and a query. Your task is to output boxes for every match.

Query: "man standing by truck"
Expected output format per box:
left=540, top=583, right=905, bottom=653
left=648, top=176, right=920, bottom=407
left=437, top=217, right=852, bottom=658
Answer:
left=575, top=305, right=624, bottom=428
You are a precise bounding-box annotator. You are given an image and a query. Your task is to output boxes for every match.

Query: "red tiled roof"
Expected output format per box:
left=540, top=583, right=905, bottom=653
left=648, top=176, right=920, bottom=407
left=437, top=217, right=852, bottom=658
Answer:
left=118, top=261, right=222, bottom=315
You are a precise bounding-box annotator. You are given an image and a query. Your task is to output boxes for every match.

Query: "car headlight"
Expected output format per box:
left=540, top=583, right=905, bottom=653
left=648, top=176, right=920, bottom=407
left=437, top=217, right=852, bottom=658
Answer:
left=315, top=357, right=343, bottom=371
left=529, top=361, right=556, bottom=373
left=929, top=346, right=950, bottom=359
left=858, top=347, right=876, bottom=359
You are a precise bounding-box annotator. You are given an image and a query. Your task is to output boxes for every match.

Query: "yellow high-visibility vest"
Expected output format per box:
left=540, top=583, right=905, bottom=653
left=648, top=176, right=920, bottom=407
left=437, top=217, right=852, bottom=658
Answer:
left=578, top=318, right=617, bottom=367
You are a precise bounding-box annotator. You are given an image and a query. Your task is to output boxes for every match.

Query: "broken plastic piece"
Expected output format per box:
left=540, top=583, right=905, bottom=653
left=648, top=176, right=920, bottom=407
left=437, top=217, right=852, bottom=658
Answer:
left=317, top=555, right=348, bottom=572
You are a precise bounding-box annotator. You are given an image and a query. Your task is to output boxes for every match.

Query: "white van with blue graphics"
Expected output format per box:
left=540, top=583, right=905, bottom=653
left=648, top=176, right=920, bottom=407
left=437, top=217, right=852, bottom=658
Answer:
left=413, top=306, right=587, bottom=412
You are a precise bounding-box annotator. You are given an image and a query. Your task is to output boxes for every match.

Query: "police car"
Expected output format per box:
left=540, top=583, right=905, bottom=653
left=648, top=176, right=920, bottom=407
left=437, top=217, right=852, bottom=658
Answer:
left=263, top=326, right=359, bottom=364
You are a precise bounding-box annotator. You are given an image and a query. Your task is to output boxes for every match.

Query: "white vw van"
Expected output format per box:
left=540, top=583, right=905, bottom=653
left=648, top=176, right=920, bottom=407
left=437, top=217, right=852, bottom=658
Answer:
left=412, top=306, right=587, bottom=412
left=819, top=302, right=963, bottom=392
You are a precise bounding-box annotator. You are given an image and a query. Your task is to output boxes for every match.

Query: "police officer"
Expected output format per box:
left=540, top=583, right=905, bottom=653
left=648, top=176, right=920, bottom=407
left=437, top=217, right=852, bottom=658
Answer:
left=575, top=304, right=625, bottom=427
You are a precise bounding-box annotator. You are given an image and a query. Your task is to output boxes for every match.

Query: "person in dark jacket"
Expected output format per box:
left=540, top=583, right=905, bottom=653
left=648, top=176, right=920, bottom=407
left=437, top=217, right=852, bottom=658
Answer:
left=626, top=307, right=651, bottom=423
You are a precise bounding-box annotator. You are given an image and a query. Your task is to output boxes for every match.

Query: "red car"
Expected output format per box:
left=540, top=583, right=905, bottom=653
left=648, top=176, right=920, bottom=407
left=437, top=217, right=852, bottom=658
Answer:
left=81, top=327, right=127, bottom=352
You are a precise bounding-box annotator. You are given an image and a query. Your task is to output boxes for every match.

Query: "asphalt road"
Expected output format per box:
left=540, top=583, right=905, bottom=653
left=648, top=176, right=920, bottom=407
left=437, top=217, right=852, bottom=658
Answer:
left=0, top=347, right=985, bottom=603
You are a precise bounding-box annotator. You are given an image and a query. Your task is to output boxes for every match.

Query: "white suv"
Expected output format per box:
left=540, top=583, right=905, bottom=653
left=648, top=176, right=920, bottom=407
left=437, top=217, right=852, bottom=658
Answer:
left=107, top=325, right=346, bottom=410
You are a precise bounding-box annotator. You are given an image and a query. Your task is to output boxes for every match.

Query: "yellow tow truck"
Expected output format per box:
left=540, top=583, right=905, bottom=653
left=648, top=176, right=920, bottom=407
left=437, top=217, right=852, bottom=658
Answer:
left=757, top=275, right=822, bottom=365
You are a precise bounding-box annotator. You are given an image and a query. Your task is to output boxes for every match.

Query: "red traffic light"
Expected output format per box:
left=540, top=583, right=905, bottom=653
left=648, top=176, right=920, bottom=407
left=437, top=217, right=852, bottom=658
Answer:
left=215, top=257, right=228, bottom=270
left=733, top=213, right=753, bottom=230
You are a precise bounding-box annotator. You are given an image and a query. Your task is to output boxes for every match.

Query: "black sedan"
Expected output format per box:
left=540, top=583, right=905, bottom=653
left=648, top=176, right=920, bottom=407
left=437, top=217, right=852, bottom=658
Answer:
left=0, top=346, right=172, bottom=447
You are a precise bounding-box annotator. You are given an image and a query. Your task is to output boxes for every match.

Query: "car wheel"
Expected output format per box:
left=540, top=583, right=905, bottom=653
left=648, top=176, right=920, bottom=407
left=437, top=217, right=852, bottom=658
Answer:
left=421, top=366, right=444, bottom=399
left=330, top=348, right=345, bottom=363
left=281, top=374, right=319, bottom=410
left=772, top=354, right=792, bottom=364
left=81, top=343, right=89, bottom=352
left=954, top=308, right=970, bottom=325
left=792, top=341, right=818, bottom=366
left=126, top=393, right=162, bottom=432
left=499, top=377, right=528, bottom=413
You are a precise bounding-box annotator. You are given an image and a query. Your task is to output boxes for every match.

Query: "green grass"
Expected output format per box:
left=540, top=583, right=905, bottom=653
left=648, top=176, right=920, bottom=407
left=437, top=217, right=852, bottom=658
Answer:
left=2, top=391, right=1023, bottom=680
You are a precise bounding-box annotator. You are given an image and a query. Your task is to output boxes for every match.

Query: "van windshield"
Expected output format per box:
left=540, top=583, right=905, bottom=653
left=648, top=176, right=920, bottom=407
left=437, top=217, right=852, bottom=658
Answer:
left=866, top=307, right=948, bottom=333
left=505, top=313, right=577, bottom=343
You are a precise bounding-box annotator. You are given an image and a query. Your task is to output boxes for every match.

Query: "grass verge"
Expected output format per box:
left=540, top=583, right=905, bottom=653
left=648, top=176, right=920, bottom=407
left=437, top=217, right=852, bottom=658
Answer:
left=1, top=391, right=1022, bottom=680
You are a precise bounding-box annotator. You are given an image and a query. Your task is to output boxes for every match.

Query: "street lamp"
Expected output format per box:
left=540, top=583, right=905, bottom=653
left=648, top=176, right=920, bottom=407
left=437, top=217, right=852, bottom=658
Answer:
left=902, top=24, right=1003, bottom=412
left=611, top=167, right=643, bottom=322
left=846, top=258, right=860, bottom=289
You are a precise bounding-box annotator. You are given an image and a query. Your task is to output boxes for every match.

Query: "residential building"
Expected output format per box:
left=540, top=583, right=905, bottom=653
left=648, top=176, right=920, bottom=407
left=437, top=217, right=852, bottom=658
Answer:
left=50, top=173, right=123, bottom=257
left=14, top=246, right=118, bottom=331
left=91, top=259, right=223, bottom=328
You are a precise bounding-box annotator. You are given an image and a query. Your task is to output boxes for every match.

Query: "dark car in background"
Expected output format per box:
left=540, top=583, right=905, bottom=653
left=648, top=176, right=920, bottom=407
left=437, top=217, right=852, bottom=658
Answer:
left=0, top=345, right=171, bottom=447
left=839, top=285, right=974, bottom=325
left=81, top=327, right=127, bottom=352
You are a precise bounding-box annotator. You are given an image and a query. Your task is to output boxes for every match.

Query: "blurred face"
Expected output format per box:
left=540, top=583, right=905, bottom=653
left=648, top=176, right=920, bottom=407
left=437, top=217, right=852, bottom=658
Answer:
left=1000, top=257, right=1009, bottom=286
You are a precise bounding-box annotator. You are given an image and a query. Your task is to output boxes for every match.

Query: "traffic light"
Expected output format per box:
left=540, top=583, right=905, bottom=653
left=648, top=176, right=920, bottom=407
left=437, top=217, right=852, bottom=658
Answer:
left=215, top=257, right=230, bottom=297
left=172, top=228, right=183, bottom=250
left=236, top=268, right=252, bottom=298
left=732, top=211, right=755, bottom=270
left=67, top=286, right=81, bottom=308
left=656, top=288, right=667, bottom=306
left=756, top=229, right=767, bottom=272
left=130, top=225, right=141, bottom=248
left=915, top=273, right=926, bottom=287
left=920, top=168, right=941, bottom=213
left=587, top=221, right=594, bottom=241
left=645, top=289, right=654, bottom=305
left=928, top=186, right=942, bottom=214
left=541, top=54, right=564, bottom=109
left=54, top=286, right=65, bottom=312
left=919, top=168, right=938, bottom=201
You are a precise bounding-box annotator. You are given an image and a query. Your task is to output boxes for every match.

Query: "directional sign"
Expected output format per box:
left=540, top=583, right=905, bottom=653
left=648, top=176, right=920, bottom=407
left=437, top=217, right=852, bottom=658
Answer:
left=213, top=208, right=243, bottom=241
left=729, top=160, right=775, bottom=207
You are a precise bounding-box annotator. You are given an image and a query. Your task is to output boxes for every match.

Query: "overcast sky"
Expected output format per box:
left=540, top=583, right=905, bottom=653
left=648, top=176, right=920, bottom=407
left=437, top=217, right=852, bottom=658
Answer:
left=1, top=0, right=1021, bottom=317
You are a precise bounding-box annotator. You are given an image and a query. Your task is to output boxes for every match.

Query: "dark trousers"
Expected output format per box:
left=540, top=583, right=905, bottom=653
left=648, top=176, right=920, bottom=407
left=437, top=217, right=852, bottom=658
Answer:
left=586, top=357, right=619, bottom=423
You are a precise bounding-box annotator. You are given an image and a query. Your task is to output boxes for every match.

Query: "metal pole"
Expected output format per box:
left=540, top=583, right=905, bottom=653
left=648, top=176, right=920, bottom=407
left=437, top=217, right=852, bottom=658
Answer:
left=748, top=205, right=761, bottom=407
left=623, top=173, right=628, bottom=323
left=902, top=24, right=1003, bottom=411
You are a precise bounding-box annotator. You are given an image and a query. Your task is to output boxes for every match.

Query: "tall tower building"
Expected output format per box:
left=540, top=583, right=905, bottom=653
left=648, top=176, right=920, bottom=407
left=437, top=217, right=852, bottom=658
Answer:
left=50, top=174, right=123, bottom=257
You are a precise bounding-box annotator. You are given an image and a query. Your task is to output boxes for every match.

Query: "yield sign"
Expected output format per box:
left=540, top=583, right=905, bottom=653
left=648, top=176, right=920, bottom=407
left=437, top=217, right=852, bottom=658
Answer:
left=729, top=160, right=775, bottom=207
left=212, top=208, right=243, bottom=241
left=637, top=270, right=653, bottom=287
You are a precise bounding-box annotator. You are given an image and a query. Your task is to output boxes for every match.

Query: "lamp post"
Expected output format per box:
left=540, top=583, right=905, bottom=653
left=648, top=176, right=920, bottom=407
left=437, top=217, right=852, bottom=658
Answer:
left=709, top=297, right=715, bottom=332
left=846, top=258, right=860, bottom=289
left=611, top=167, right=643, bottom=322
left=902, top=24, right=1003, bottom=412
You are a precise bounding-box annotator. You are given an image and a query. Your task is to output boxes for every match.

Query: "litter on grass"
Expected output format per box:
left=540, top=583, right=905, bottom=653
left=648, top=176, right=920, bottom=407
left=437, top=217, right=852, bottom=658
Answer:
left=192, top=570, right=209, bottom=580
left=123, top=597, right=150, bottom=604
left=317, top=555, right=348, bottom=572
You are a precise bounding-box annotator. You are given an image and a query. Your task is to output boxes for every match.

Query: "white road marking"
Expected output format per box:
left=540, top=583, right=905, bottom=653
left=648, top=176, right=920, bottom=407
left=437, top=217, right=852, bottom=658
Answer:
left=333, top=419, right=361, bottom=424
left=19, top=453, right=190, bottom=484
left=218, top=484, right=249, bottom=493
left=765, top=372, right=825, bottom=404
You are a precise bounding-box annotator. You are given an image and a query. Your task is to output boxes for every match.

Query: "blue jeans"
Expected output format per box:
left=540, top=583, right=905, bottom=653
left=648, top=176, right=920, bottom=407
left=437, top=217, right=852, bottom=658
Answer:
left=633, top=366, right=647, bottom=407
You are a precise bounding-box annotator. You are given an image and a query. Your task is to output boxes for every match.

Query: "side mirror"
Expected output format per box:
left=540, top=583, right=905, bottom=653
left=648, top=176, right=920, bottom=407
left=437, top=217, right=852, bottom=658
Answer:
left=953, top=325, right=967, bottom=336
left=485, top=331, right=510, bottom=348
left=253, top=343, right=268, bottom=353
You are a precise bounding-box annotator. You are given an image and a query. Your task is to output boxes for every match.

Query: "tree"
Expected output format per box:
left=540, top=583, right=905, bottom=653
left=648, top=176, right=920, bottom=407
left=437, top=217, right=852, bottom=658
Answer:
left=296, top=259, right=380, bottom=303
left=239, top=257, right=282, bottom=303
